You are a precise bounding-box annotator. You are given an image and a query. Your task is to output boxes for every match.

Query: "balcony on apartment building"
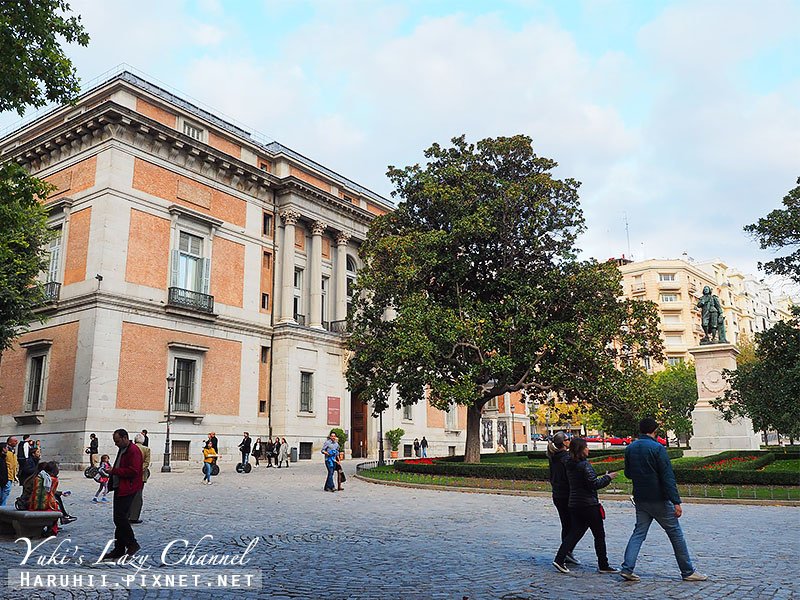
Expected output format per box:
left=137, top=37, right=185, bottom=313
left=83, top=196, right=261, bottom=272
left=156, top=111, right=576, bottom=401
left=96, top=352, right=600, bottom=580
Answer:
left=661, top=321, right=687, bottom=332
left=631, top=282, right=646, bottom=295
left=657, top=280, right=682, bottom=291
left=167, top=287, right=215, bottom=314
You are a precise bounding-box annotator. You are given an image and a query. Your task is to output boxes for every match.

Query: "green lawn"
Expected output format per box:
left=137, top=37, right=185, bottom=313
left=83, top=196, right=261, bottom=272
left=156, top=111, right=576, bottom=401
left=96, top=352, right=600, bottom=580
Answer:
left=761, top=459, right=800, bottom=473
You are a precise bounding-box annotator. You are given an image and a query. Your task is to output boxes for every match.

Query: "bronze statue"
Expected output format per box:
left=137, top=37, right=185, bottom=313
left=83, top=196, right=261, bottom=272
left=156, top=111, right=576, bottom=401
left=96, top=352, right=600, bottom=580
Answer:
left=697, top=286, right=725, bottom=344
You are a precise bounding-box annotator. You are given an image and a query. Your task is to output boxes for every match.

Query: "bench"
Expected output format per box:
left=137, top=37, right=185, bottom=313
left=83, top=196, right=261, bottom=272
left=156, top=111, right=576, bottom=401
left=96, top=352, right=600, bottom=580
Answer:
left=0, top=507, right=62, bottom=537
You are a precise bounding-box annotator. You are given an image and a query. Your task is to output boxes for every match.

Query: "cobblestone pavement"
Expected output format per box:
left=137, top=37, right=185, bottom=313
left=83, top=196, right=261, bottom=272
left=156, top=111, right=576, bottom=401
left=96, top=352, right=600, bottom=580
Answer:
left=0, top=460, right=797, bottom=600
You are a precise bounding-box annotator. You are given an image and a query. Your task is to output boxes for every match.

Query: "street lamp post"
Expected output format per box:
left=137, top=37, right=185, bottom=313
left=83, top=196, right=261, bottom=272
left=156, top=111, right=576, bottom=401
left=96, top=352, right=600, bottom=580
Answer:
left=378, top=408, right=385, bottom=467
left=161, top=373, right=176, bottom=473
left=510, top=404, right=516, bottom=453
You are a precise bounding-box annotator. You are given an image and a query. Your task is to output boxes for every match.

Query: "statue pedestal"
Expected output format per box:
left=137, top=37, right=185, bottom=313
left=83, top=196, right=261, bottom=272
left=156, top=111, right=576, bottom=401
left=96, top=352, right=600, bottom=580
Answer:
left=685, top=344, right=761, bottom=457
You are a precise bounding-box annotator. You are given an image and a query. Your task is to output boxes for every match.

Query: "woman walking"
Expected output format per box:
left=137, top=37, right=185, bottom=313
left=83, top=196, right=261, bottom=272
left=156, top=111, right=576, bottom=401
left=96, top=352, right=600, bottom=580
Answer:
left=547, top=432, right=580, bottom=566
left=202, top=440, right=218, bottom=484
left=553, top=437, right=620, bottom=574
left=252, top=437, right=263, bottom=468
left=277, top=438, right=289, bottom=468
left=265, top=438, right=274, bottom=468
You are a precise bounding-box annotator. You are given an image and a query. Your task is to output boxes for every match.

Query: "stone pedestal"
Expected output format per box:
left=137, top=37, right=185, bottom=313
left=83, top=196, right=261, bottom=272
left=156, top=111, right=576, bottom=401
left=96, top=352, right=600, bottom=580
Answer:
left=685, top=343, right=761, bottom=456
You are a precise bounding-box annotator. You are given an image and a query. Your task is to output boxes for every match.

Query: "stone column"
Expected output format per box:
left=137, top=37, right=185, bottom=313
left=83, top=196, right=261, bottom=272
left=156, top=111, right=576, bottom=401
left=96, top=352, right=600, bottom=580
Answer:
left=685, top=343, right=761, bottom=456
left=309, top=220, right=326, bottom=329
left=334, top=232, right=350, bottom=322
left=279, top=210, right=300, bottom=324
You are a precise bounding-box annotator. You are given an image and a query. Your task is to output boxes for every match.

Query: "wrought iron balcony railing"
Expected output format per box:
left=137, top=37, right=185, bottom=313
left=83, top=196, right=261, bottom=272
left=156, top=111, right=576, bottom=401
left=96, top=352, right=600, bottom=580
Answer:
left=168, top=287, right=215, bottom=314
left=42, top=281, right=61, bottom=304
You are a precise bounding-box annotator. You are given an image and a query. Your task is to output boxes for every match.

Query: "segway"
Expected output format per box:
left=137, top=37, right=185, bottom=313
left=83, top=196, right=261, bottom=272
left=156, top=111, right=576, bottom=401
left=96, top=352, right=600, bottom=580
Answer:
left=235, top=462, right=252, bottom=473
left=199, top=463, right=221, bottom=476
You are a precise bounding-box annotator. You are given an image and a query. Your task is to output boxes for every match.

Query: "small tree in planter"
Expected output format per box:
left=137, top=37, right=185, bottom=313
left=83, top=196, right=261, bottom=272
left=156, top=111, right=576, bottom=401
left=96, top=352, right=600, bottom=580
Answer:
left=386, top=428, right=405, bottom=459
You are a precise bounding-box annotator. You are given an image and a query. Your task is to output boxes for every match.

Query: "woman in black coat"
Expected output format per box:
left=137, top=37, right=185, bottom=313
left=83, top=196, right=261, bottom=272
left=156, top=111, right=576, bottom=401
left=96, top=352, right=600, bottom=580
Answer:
left=553, top=437, right=620, bottom=574
left=547, top=432, right=579, bottom=566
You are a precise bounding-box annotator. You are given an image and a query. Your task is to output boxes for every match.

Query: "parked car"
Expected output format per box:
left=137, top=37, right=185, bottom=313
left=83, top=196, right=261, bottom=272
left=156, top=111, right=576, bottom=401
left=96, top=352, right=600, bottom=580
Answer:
left=605, top=436, right=633, bottom=446
left=583, top=435, right=604, bottom=443
left=656, top=436, right=667, bottom=446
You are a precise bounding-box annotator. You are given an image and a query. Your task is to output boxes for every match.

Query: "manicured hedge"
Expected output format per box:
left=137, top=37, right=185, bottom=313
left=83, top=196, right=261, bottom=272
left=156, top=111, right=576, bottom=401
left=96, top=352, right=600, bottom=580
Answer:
left=394, top=460, right=550, bottom=481
left=394, top=449, right=800, bottom=485
left=673, top=468, right=798, bottom=486
left=671, top=451, right=798, bottom=485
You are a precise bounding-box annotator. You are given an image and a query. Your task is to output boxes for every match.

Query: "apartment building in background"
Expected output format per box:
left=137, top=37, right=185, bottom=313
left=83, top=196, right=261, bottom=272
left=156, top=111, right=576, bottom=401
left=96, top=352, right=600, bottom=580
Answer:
left=0, top=71, right=522, bottom=467
left=619, top=257, right=795, bottom=370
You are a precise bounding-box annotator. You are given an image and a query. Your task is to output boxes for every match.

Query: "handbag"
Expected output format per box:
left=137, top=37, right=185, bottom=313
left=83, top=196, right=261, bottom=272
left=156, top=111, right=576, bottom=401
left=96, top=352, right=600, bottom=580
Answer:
left=598, top=503, right=606, bottom=520
left=84, top=448, right=91, bottom=455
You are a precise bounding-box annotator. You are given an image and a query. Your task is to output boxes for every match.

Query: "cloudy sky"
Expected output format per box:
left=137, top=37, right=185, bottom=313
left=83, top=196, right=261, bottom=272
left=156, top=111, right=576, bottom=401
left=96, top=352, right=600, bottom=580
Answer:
left=3, top=0, right=798, bottom=291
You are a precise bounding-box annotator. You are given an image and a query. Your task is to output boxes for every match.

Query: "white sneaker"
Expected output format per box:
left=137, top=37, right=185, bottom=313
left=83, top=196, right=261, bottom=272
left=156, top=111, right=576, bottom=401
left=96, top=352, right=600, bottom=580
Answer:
left=620, top=571, right=641, bottom=582
left=552, top=561, right=570, bottom=574
left=682, top=571, right=708, bottom=582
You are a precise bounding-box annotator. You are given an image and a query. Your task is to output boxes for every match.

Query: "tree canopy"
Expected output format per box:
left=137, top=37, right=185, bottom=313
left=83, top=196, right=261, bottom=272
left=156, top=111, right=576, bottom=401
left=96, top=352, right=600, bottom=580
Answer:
left=346, top=135, right=663, bottom=462
left=713, top=308, right=800, bottom=439
left=0, top=0, right=89, bottom=115
left=745, top=176, right=800, bottom=283
left=0, top=164, right=55, bottom=350
left=0, top=0, right=88, bottom=351
left=650, top=361, right=697, bottom=445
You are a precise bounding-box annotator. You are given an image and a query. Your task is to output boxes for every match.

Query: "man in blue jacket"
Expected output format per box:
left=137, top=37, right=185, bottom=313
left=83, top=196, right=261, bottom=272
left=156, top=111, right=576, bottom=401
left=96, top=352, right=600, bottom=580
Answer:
left=620, top=418, right=707, bottom=582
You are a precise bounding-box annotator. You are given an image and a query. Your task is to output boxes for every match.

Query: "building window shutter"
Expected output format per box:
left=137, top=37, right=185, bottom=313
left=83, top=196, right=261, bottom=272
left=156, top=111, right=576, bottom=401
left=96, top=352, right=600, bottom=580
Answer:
left=201, top=258, right=211, bottom=294
left=171, top=249, right=180, bottom=287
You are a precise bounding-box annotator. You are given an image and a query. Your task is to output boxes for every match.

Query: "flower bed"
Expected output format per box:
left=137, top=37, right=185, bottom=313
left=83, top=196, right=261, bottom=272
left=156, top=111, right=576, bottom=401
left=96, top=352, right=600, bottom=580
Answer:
left=700, top=456, right=760, bottom=470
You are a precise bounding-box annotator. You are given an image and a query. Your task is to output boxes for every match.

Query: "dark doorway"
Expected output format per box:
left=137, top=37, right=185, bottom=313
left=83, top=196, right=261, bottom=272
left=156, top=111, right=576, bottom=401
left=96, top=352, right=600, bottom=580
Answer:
left=350, top=390, right=369, bottom=458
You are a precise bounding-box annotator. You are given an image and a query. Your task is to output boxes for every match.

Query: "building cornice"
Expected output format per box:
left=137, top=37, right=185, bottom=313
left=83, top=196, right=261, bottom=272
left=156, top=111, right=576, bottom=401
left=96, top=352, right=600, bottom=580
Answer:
left=275, top=176, right=376, bottom=227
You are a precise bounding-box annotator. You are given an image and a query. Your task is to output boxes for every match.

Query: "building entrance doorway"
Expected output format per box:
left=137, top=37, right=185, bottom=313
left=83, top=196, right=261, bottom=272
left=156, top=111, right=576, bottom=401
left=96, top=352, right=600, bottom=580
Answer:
left=350, top=391, right=369, bottom=458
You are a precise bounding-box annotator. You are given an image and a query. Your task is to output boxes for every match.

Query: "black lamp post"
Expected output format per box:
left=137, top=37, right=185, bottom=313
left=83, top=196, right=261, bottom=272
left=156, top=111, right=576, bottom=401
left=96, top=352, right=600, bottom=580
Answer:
left=161, top=373, right=176, bottom=473
left=377, top=408, right=385, bottom=467
left=510, top=404, right=516, bottom=453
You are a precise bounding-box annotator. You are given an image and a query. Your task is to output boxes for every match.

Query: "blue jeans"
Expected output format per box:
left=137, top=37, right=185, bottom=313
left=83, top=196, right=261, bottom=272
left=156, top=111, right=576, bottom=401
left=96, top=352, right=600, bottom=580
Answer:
left=241, top=452, right=250, bottom=466
left=622, top=500, right=695, bottom=577
left=421, top=447, right=427, bottom=457
left=0, top=481, right=12, bottom=506
left=325, top=461, right=336, bottom=491
left=203, top=462, right=212, bottom=482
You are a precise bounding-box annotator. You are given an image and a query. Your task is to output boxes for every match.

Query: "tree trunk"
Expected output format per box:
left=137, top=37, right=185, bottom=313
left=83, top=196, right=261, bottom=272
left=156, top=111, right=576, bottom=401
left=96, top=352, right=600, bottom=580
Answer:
left=464, top=403, right=483, bottom=463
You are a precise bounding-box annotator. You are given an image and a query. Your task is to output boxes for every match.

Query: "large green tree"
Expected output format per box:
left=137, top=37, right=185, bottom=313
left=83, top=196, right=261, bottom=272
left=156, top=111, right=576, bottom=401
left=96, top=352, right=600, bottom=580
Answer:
left=0, top=0, right=88, bottom=351
left=650, top=362, right=697, bottom=446
left=346, top=135, right=663, bottom=462
left=0, top=165, right=55, bottom=350
left=744, top=177, right=800, bottom=283
left=713, top=309, right=800, bottom=439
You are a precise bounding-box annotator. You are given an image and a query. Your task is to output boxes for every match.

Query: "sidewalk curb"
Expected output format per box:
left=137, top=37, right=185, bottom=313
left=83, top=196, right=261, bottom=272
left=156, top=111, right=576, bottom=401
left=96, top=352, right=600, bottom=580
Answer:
left=354, top=474, right=800, bottom=507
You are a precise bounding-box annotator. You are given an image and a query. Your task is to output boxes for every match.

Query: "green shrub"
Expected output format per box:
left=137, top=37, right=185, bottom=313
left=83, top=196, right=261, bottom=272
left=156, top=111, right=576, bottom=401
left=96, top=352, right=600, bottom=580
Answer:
left=394, top=460, right=550, bottom=481
left=385, top=428, right=405, bottom=452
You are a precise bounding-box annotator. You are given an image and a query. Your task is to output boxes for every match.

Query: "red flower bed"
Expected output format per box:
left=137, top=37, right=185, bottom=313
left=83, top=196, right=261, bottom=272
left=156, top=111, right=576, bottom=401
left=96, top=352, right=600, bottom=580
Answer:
left=700, top=456, right=759, bottom=470
left=402, top=458, right=437, bottom=465
left=593, top=456, right=623, bottom=464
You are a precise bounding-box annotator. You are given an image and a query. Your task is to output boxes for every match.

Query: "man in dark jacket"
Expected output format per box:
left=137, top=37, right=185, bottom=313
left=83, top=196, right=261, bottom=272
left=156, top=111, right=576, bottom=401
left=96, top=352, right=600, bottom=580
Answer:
left=238, top=432, right=251, bottom=466
left=87, top=433, right=99, bottom=467
left=101, top=429, right=143, bottom=561
left=620, top=418, right=707, bottom=582
left=547, top=432, right=580, bottom=565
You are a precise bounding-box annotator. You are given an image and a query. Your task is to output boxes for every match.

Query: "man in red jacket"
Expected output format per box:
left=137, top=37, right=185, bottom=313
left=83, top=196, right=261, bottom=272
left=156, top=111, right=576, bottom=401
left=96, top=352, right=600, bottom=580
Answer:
left=102, top=429, right=143, bottom=560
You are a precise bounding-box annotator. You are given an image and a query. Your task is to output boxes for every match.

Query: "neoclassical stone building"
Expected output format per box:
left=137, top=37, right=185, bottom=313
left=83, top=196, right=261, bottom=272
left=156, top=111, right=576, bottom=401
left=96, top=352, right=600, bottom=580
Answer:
left=0, top=71, right=517, bottom=467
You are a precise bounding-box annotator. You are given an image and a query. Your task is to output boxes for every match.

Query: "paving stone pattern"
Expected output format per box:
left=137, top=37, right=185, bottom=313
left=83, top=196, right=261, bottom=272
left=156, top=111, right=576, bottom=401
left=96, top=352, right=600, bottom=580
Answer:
left=0, top=461, right=797, bottom=600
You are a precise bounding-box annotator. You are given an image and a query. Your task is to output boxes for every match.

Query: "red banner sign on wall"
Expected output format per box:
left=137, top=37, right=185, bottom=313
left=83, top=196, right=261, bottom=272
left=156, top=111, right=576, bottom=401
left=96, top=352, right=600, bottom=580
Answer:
left=327, top=396, right=340, bottom=425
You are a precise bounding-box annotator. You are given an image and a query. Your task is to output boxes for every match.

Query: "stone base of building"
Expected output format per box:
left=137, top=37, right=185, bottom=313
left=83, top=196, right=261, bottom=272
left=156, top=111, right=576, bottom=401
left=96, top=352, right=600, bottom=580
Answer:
left=684, top=407, right=762, bottom=457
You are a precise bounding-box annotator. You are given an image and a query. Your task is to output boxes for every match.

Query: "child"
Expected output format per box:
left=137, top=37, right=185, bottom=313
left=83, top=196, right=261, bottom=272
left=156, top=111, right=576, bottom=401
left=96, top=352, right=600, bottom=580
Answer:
left=92, top=454, right=111, bottom=502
